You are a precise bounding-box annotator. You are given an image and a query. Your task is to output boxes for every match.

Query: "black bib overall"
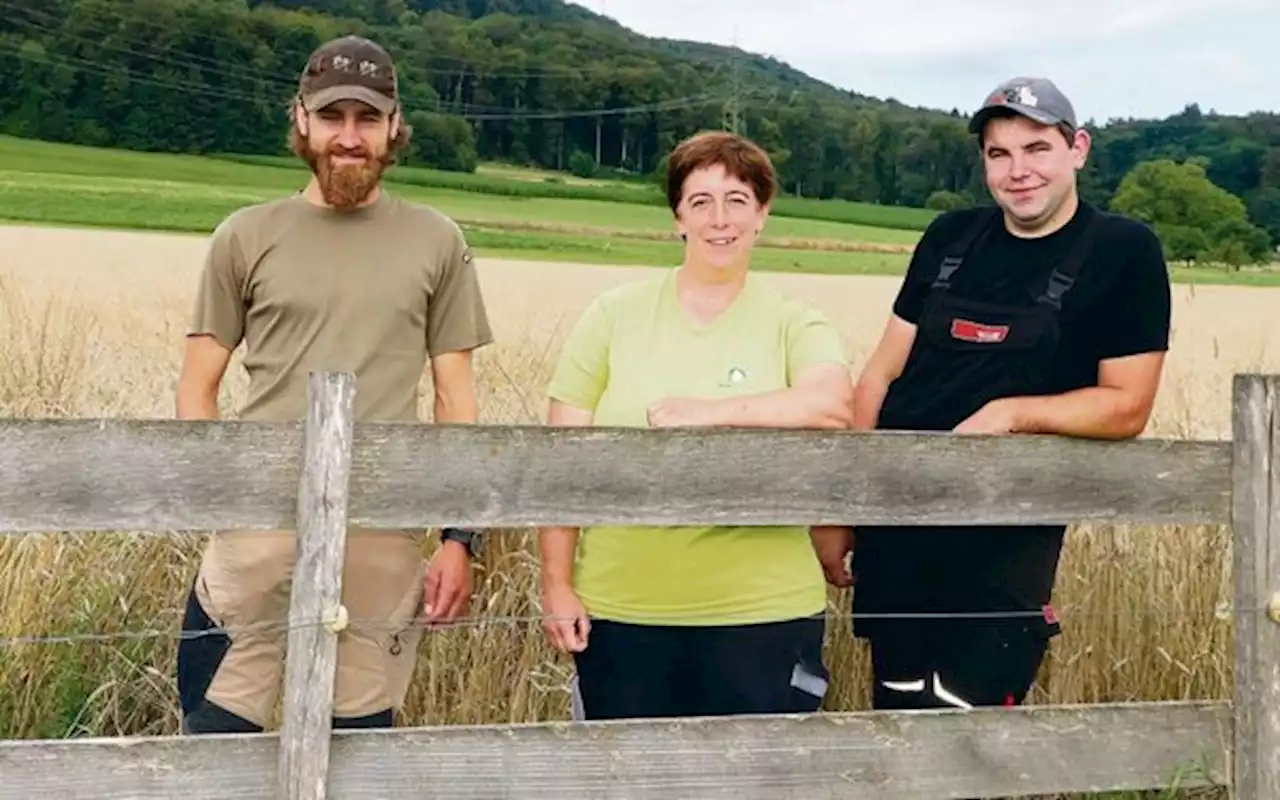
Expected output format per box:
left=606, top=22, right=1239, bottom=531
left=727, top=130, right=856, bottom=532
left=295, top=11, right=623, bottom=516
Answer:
left=853, top=207, right=1101, bottom=709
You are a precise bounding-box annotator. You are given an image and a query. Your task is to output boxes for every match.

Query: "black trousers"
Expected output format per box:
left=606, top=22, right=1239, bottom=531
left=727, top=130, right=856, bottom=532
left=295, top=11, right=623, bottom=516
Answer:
left=176, top=581, right=394, bottom=733
left=866, top=619, right=1050, bottom=710
left=571, top=615, right=828, bottom=720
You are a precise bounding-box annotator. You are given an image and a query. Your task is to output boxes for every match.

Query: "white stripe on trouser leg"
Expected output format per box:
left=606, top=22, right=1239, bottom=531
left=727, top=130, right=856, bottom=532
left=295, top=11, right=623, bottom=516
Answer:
left=570, top=674, right=585, bottom=721
left=880, top=673, right=974, bottom=709
left=931, top=673, right=974, bottom=710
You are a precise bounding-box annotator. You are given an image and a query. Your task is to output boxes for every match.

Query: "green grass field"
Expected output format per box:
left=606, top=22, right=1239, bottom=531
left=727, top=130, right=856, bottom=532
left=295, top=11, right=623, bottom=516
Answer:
left=1, top=134, right=1277, bottom=287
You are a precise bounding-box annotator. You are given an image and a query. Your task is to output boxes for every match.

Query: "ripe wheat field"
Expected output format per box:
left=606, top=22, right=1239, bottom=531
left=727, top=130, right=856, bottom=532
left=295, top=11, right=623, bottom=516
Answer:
left=1, top=220, right=1277, bottom=785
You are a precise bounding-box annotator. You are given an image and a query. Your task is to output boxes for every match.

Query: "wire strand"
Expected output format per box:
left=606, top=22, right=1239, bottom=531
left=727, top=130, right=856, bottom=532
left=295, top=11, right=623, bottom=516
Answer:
left=0, top=605, right=1253, bottom=649
left=0, top=40, right=755, bottom=121
left=0, top=1, right=738, bottom=79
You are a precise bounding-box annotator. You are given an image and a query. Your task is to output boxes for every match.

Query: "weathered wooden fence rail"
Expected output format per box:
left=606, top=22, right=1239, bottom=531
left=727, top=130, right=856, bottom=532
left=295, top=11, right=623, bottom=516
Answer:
left=0, top=371, right=1276, bottom=800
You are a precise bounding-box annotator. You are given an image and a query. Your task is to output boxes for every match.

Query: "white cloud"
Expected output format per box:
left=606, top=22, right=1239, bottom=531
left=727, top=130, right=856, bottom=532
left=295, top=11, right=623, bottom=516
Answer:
left=580, top=0, right=1264, bottom=57
left=571, top=0, right=1279, bottom=120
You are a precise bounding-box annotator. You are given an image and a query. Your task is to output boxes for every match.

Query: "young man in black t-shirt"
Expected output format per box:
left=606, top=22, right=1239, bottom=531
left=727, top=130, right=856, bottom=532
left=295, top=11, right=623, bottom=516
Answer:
left=847, top=77, right=1171, bottom=710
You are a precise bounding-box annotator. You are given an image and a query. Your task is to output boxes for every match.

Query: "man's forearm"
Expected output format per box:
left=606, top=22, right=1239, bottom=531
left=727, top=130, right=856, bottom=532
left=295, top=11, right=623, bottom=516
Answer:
left=706, top=387, right=853, bottom=429
left=809, top=525, right=851, bottom=549
left=435, top=388, right=478, bottom=424
left=175, top=387, right=219, bottom=420
left=1010, top=387, right=1152, bottom=439
left=851, top=376, right=889, bottom=431
left=538, top=526, right=579, bottom=588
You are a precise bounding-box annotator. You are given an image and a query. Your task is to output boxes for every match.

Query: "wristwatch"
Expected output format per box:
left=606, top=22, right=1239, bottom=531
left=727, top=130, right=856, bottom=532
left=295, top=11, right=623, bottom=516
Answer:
left=441, top=527, right=484, bottom=559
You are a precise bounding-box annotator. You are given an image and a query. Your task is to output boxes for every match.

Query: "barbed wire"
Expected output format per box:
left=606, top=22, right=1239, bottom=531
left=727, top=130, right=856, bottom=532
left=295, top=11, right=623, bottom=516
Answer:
left=0, top=603, right=1253, bottom=649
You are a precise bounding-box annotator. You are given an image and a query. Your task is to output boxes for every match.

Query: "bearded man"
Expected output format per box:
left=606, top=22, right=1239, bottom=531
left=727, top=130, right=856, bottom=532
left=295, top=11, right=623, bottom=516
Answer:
left=172, top=35, right=494, bottom=735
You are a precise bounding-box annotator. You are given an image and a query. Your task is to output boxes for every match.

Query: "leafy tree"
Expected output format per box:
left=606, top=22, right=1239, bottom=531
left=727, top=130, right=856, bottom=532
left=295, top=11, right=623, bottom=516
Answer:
left=925, top=190, right=968, bottom=211
left=568, top=150, right=596, bottom=179
left=1246, top=187, right=1280, bottom=246
left=1207, top=217, right=1273, bottom=268
left=406, top=111, right=478, bottom=172
left=1154, top=224, right=1209, bottom=263
left=1112, top=159, right=1272, bottom=267
left=0, top=0, right=1278, bottom=224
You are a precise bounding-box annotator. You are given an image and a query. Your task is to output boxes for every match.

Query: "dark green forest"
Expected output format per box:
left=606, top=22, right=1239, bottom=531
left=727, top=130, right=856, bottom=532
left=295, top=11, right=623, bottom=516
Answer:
left=3, top=0, right=1280, bottom=248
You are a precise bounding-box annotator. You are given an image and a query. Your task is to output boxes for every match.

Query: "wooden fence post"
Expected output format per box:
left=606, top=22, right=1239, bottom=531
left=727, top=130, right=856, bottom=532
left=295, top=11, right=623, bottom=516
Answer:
left=1231, top=373, right=1280, bottom=800
left=278, top=372, right=356, bottom=800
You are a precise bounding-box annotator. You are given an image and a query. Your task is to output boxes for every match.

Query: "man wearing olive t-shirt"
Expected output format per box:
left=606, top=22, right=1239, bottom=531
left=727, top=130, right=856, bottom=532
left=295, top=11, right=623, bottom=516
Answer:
left=173, top=35, right=493, bottom=734
left=849, top=77, right=1171, bottom=710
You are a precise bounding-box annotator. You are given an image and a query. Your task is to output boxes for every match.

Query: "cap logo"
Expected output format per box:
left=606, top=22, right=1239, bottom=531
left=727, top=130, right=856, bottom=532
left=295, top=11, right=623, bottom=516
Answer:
left=991, top=85, right=1038, bottom=107
left=298, top=37, right=399, bottom=109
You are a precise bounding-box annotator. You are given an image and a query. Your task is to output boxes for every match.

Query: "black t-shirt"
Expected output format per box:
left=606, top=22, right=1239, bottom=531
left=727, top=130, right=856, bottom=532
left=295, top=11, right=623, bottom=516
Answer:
left=881, top=201, right=1171, bottom=429
left=851, top=201, right=1172, bottom=637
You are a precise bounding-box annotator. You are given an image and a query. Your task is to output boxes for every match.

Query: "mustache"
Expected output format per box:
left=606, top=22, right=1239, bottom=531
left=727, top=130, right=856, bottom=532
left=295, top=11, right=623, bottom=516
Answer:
left=326, top=145, right=372, bottom=159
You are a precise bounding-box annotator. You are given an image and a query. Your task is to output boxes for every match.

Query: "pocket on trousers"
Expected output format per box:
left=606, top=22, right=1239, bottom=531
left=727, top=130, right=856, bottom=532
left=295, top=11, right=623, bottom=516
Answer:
left=377, top=560, right=427, bottom=709
left=789, top=657, right=830, bottom=711
left=197, top=530, right=295, bottom=641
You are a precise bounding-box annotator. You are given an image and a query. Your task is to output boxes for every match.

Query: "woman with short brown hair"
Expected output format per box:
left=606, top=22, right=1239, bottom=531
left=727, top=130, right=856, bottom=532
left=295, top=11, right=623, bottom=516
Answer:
left=537, top=130, right=856, bottom=721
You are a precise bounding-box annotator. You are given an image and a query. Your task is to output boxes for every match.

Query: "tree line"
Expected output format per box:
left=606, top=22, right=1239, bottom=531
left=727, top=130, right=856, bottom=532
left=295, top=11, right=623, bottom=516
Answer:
left=1, top=0, right=1278, bottom=260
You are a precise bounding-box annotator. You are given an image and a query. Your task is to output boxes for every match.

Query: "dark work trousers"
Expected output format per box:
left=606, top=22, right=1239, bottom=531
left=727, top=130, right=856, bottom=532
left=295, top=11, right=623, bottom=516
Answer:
left=570, top=615, right=829, bottom=720
left=176, top=581, right=394, bottom=733
left=866, top=618, right=1051, bottom=710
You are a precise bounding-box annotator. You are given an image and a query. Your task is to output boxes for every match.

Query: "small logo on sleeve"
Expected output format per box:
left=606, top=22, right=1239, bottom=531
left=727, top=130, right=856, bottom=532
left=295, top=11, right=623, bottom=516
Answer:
left=951, top=318, right=1009, bottom=343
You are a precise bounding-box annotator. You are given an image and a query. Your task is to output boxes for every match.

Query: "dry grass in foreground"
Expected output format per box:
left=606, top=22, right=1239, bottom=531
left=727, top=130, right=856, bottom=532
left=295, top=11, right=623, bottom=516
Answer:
left=2, top=234, right=1278, bottom=798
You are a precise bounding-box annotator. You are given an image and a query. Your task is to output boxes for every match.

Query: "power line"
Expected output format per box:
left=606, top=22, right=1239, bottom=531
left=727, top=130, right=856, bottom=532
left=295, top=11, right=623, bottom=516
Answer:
left=0, top=2, right=793, bottom=129
left=0, top=39, right=275, bottom=106
left=2, top=5, right=298, bottom=94
left=0, top=40, right=756, bottom=122
left=0, top=603, right=1249, bottom=650
left=0, top=1, right=693, bottom=80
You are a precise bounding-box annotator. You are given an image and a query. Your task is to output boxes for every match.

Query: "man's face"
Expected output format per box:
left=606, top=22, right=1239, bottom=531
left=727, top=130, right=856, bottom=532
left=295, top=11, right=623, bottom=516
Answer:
left=981, top=114, right=1090, bottom=233
left=295, top=99, right=397, bottom=210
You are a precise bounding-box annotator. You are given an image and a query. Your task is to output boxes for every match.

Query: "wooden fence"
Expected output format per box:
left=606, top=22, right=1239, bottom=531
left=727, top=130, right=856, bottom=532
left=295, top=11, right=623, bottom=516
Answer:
left=0, top=370, right=1276, bottom=800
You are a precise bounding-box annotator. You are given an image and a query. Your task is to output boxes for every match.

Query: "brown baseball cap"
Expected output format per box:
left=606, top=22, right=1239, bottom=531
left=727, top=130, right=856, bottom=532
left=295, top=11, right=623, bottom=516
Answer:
left=297, top=35, right=398, bottom=114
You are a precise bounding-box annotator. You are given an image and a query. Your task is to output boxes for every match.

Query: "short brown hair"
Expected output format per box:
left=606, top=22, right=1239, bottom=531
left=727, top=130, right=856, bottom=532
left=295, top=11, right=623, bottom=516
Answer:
left=977, top=106, right=1075, bottom=148
left=665, top=131, right=777, bottom=214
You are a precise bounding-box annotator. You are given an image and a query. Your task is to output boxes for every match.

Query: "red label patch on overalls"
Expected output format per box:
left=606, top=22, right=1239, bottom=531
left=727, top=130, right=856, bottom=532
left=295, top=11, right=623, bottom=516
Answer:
left=951, top=318, right=1009, bottom=343
left=1043, top=604, right=1059, bottom=625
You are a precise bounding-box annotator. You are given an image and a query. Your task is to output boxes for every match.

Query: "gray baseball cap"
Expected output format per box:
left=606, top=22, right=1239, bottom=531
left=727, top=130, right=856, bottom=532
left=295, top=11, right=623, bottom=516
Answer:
left=968, top=77, right=1078, bottom=134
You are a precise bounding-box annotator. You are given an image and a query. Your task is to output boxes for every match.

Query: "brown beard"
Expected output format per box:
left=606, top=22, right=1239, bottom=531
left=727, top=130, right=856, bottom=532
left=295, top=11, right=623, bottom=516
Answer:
left=304, top=142, right=394, bottom=211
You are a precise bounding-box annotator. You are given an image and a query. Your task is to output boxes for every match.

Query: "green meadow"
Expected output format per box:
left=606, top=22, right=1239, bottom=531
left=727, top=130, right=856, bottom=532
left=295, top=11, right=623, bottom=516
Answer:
left=2, top=135, right=1277, bottom=286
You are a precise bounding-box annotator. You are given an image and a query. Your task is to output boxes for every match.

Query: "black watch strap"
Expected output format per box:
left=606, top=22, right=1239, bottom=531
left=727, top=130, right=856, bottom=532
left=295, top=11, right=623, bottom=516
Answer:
left=441, top=527, right=482, bottom=558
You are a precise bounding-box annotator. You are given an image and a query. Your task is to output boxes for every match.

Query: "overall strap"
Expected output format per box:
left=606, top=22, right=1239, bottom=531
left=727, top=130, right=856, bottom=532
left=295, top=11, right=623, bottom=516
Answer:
left=1035, top=213, right=1102, bottom=310
left=932, top=206, right=1000, bottom=291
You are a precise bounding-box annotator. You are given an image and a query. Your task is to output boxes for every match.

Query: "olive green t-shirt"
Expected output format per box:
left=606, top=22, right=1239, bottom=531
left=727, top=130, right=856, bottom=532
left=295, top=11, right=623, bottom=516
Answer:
left=189, top=192, right=493, bottom=422
left=546, top=269, right=849, bottom=626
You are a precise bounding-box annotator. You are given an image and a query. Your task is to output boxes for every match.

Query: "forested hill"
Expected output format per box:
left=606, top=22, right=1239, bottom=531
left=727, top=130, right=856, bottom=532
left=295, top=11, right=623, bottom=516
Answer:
left=0, top=0, right=932, bottom=195
left=2, top=0, right=1280, bottom=244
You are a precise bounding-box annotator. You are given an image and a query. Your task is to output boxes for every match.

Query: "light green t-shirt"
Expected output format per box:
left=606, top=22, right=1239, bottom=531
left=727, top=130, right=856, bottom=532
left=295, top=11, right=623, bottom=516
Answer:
left=546, top=269, right=849, bottom=626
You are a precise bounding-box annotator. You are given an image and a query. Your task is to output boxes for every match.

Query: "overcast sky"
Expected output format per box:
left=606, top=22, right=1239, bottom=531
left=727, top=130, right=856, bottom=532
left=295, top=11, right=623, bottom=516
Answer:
left=569, top=0, right=1278, bottom=124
